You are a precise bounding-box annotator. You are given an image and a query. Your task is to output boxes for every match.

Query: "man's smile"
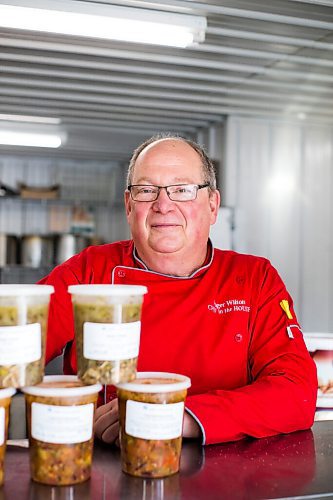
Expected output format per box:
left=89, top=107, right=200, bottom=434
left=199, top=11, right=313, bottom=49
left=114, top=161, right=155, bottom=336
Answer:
left=151, top=223, right=182, bottom=229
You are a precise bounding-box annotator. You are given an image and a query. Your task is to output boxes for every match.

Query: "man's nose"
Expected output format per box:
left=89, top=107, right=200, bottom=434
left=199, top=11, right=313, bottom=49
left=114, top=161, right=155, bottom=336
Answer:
left=152, top=187, right=174, bottom=211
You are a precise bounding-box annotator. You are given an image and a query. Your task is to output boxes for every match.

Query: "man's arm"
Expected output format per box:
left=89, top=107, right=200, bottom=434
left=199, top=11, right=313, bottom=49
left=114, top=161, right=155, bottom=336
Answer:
left=184, top=266, right=318, bottom=445
left=39, top=260, right=81, bottom=368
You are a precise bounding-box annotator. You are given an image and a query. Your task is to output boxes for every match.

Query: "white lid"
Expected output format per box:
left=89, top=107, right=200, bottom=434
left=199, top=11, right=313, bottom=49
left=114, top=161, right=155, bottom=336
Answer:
left=116, top=372, right=191, bottom=393
left=317, top=391, right=333, bottom=408
left=303, top=332, right=333, bottom=351
left=0, top=387, right=16, bottom=399
left=21, top=375, right=102, bottom=397
left=68, top=284, right=147, bottom=296
left=0, top=284, right=54, bottom=296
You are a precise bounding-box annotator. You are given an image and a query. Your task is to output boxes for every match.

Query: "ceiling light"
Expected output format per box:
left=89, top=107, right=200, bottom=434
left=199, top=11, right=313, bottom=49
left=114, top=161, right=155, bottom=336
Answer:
left=0, top=131, right=63, bottom=148
left=0, top=1, right=207, bottom=48
left=0, top=121, right=66, bottom=148
left=0, top=113, right=61, bottom=124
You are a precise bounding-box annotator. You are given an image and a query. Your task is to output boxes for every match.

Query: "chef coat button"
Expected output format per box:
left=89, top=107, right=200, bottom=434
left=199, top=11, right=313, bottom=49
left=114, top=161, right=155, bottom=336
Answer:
left=236, top=275, right=245, bottom=285
left=234, top=333, right=243, bottom=343
left=117, top=270, right=126, bottom=278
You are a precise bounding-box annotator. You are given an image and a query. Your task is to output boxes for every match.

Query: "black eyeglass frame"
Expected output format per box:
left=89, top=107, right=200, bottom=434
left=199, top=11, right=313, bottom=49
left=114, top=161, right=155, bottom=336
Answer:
left=127, top=183, right=210, bottom=202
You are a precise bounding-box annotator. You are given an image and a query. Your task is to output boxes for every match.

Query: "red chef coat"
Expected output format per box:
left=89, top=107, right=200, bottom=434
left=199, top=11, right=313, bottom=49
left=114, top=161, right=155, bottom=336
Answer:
left=39, top=239, right=317, bottom=445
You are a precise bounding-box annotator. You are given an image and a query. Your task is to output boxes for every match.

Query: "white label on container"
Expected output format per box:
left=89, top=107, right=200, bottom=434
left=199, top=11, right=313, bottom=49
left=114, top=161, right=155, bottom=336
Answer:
left=31, top=403, right=94, bottom=444
left=125, top=401, right=185, bottom=440
left=83, top=321, right=140, bottom=360
left=0, top=323, right=41, bottom=364
left=0, top=407, right=5, bottom=446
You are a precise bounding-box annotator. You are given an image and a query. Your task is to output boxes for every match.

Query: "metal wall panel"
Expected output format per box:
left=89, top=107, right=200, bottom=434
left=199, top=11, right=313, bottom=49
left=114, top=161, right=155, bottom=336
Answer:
left=226, top=116, right=333, bottom=331
left=266, top=123, right=302, bottom=306
left=301, top=126, right=333, bottom=330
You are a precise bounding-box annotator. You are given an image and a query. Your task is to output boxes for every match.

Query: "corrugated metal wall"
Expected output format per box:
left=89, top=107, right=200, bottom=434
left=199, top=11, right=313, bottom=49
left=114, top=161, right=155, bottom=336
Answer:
left=225, top=116, right=333, bottom=332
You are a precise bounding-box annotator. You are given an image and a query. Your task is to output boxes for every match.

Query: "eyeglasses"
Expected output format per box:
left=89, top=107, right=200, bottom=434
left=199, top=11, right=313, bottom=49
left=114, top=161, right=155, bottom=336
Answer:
left=127, top=183, right=210, bottom=202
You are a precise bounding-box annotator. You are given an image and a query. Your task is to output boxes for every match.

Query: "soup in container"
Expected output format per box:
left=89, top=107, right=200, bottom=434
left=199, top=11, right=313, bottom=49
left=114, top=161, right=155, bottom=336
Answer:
left=22, top=375, right=102, bottom=485
left=0, top=284, right=54, bottom=388
left=0, top=387, right=16, bottom=486
left=68, top=284, right=147, bottom=385
left=116, top=372, right=191, bottom=478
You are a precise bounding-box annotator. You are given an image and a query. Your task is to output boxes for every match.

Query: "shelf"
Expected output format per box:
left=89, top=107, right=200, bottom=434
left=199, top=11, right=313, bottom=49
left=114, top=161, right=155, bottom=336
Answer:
left=0, top=196, right=122, bottom=207
left=0, top=265, right=53, bottom=284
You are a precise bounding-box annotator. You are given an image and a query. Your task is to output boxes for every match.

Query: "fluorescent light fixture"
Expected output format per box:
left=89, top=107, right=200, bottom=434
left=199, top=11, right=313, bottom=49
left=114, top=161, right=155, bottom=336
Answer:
left=0, top=113, right=61, bottom=124
left=0, top=121, right=66, bottom=148
left=0, top=131, right=63, bottom=148
left=0, top=1, right=207, bottom=48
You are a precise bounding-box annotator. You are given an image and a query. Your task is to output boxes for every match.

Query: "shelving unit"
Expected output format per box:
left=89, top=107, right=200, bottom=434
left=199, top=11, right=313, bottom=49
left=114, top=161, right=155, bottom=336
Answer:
left=0, top=265, right=53, bottom=284
left=0, top=152, right=130, bottom=249
left=0, top=196, right=123, bottom=207
left=0, top=194, right=126, bottom=243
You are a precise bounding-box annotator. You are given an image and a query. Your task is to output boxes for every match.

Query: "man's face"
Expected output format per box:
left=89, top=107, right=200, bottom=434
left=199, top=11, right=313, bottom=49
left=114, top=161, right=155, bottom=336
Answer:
left=125, top=139, right=220, bottom=271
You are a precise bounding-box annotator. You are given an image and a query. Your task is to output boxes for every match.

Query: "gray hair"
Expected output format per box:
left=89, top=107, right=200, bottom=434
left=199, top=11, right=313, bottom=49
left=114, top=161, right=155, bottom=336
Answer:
left=126, top=133, right=217, bottom=190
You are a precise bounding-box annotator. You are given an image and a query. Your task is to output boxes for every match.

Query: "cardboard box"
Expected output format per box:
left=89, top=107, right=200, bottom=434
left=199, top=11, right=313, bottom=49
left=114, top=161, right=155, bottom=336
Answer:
left=20, top=184, right=60, bottom=200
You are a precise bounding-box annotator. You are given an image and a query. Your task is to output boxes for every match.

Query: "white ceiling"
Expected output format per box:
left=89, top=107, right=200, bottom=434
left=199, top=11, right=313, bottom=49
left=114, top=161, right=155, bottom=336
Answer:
left=1, top=0, right=333, bottom=160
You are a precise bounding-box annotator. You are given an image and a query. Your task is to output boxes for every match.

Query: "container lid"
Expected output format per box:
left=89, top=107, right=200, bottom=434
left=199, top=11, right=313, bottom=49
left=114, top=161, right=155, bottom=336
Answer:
left=0, top=284, right=54, bottom=296
left=317, top=391, right=333, bottom=408
left=303, top=332, right=333, bottom=351
left=116, top=372, right=191, bottom=393
left=68, top=284, right=148, bottom=296
left=0, top=387, right=16, bottom=399
left=21, top=375, right=102, bottom=397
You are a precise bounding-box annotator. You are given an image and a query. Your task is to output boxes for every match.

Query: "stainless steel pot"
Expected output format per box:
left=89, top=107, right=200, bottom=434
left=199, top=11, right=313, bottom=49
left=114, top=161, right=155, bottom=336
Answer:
left=21, top=235, right=42, bottom=267
left=55, top=234, right=90, bottom=264
left=55, top=234, right=76, bottom=264
left=21, top=235, right=54, bottom=268
left=0, top=233, right=20, bottom=266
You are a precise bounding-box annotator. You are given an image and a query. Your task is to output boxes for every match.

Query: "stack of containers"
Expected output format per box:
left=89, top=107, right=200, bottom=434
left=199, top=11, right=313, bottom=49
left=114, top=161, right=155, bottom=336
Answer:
left=1, top=283, right=191, bottom=485
left=69, top=285, right=191, bottom=479
left=0, top=284, right=53, bottom=485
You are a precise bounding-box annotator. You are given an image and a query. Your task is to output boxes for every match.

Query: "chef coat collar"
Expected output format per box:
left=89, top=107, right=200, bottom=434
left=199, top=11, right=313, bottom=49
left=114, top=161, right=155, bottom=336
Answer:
left=131, top=239, right=214, bottom=279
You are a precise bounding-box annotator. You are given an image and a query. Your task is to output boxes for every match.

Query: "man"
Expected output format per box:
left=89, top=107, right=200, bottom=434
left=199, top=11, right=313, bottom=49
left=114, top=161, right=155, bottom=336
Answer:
left=40, top=134, right=317, bottom=445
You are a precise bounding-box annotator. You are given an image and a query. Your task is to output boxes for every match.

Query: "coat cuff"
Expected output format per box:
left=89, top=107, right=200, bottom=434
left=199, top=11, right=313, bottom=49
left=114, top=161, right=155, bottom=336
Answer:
left=185, top=406, right=206, bottom=445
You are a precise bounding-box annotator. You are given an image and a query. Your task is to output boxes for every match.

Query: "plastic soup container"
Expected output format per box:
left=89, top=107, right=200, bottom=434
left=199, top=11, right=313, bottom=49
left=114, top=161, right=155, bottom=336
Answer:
left=22, top=375, right=102, bottom=485
left=116, top=372, right=191, bottom=478
left=69, top=285, right=147, bottom=385
left=0, top=285, right=54, bottom=388
left=0, top=387, right=16, bottom=486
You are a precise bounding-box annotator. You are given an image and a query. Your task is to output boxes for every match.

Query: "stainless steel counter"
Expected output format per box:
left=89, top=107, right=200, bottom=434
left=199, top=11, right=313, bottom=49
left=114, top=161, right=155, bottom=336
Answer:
left=2, top=421, right=333, bottom=499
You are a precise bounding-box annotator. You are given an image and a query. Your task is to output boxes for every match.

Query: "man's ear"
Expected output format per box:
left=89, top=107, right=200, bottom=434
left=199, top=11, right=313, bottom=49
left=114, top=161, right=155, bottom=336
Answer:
left=209, top=189, right=221, bottom=224
left=124, top=190, right=131, bottom=218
